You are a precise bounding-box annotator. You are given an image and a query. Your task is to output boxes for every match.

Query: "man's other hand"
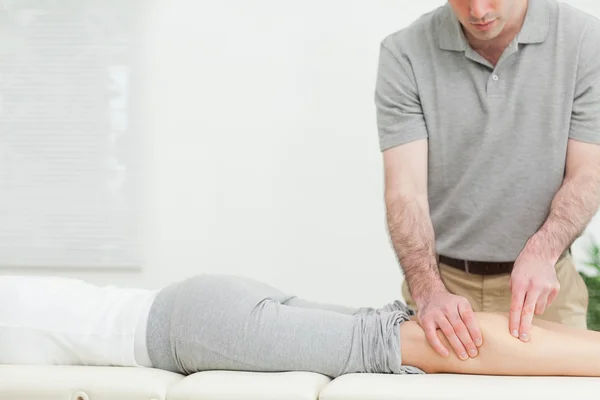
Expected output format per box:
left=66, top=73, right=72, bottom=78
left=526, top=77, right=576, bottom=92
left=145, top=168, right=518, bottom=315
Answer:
left=509, top=252, right=560, bottom=342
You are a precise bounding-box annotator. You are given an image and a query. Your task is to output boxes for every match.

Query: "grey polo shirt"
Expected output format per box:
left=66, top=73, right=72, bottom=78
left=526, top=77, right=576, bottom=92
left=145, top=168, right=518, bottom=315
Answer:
left=375, top=0, right=600, bottom=262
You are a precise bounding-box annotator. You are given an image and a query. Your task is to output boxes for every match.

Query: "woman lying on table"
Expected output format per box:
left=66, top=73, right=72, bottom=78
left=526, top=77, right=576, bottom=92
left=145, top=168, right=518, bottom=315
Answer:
left=0, top=273, right=598, bottom=377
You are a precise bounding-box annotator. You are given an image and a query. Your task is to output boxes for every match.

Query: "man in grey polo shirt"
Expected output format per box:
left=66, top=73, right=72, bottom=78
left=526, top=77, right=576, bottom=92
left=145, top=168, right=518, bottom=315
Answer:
left=375, top=0, right=600, bottom=361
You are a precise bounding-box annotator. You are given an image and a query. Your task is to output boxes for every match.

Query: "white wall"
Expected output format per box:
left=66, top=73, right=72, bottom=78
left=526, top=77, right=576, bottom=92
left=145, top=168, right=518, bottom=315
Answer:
left=133, top=0, right=437, bottom=308
left=6, top=0, right=600, bottom=308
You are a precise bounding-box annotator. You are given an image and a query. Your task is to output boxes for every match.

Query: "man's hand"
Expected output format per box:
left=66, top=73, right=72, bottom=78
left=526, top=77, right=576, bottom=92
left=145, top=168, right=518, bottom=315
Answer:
left=507, top=139, right=600, bottom=342
left=416, top=290, right=483, bottom=360
left=509, top=251, right=560, bottom=342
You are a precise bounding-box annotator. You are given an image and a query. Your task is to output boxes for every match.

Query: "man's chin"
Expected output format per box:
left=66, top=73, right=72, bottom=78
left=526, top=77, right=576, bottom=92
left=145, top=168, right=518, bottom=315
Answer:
left=468, top=28, right=502, bottom=41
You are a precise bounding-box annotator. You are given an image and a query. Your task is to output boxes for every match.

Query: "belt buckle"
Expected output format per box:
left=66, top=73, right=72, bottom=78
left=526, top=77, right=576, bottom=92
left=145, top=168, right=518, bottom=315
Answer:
left=464, top=260, right=470, bottom=273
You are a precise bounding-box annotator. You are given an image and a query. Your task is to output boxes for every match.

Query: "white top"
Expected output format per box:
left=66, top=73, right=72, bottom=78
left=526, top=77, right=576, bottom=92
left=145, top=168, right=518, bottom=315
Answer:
left=0, top=275, right=157, bottom=367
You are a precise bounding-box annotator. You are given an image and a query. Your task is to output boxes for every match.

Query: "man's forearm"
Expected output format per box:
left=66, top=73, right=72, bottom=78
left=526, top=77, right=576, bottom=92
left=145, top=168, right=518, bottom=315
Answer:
left=525, top=166, right=600, bottom=263
left=386, top=194, right=446, bottom=305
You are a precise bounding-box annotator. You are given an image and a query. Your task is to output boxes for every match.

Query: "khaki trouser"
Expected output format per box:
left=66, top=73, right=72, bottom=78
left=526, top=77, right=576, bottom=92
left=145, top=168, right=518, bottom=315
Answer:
left=401, top=253, right=589, bottom=329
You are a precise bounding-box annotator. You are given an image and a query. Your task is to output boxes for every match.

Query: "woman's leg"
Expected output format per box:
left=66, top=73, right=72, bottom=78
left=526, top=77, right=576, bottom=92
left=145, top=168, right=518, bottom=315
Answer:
left=147, top=274, right=418, bottom=378
left=499, top=312, right=599, bottom=341
left=148, top=274, right=600, bottom=378
left=401, top=312, right=600, bottom=376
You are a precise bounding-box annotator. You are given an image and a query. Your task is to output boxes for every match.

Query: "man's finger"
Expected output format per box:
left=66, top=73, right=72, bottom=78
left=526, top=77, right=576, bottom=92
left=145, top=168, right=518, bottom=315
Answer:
left=438, top=318, right=468, bottom=360
left=547, top=287, right=559, bottom=308
left=458, top=301, right=483, bottom=348
left=519, top=290, right=539, bottom=342
left=423, top=321, right=449, bottom=358
left=449, top=312, right=477, bottom=358
left=509, top=285, right=525, bottom=338
left=534, top=290, right=549, bottom=315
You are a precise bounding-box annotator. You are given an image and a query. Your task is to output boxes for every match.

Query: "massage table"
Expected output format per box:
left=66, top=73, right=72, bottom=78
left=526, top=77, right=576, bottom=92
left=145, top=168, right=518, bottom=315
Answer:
left=2, top=365, right=600, bottom=400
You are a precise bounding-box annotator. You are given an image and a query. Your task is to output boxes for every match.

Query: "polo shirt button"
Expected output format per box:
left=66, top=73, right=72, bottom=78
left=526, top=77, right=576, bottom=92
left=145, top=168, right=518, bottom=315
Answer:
left=492, top=74, right=499, bottom=81
left=71, top=392, right=89, bottom=400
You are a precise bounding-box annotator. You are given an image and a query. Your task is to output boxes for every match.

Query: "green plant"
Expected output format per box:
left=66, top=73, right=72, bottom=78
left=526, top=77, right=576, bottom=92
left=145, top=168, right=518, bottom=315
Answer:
left=579, top=243, right=600, bottom=331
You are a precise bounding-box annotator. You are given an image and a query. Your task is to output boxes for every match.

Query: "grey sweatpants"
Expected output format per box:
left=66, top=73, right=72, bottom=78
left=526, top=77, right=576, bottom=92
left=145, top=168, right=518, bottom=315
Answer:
left=146, top=274, right=424, bottom=378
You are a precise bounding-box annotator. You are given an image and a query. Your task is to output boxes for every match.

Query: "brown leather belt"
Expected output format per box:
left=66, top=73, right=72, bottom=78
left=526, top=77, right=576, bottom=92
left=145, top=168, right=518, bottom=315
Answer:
left=438, top=255, right=514, bottom=275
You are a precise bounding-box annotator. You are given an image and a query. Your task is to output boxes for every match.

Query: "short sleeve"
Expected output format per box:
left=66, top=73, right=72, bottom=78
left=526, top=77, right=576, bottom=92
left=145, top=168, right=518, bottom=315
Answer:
left=569, top=21, right=600, bottom=144
left=374, top=42, right=428, bottom=152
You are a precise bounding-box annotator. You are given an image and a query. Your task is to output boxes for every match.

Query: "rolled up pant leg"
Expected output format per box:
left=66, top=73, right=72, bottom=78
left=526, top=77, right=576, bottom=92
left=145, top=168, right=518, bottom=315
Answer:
left=146, top=274, right=422, bottom=378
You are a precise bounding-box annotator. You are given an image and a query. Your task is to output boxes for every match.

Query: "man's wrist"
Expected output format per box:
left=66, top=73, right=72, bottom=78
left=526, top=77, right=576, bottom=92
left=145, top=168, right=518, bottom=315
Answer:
left=412, top=281, right=447, bottom=308
left=522, top=231, right=563, bottom=265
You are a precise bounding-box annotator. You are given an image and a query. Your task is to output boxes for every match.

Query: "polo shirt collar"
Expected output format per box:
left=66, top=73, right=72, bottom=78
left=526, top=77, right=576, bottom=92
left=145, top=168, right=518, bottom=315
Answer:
left=438, top=0, right=550, bottom=51
left=517, top=0, right=550, bottom=44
